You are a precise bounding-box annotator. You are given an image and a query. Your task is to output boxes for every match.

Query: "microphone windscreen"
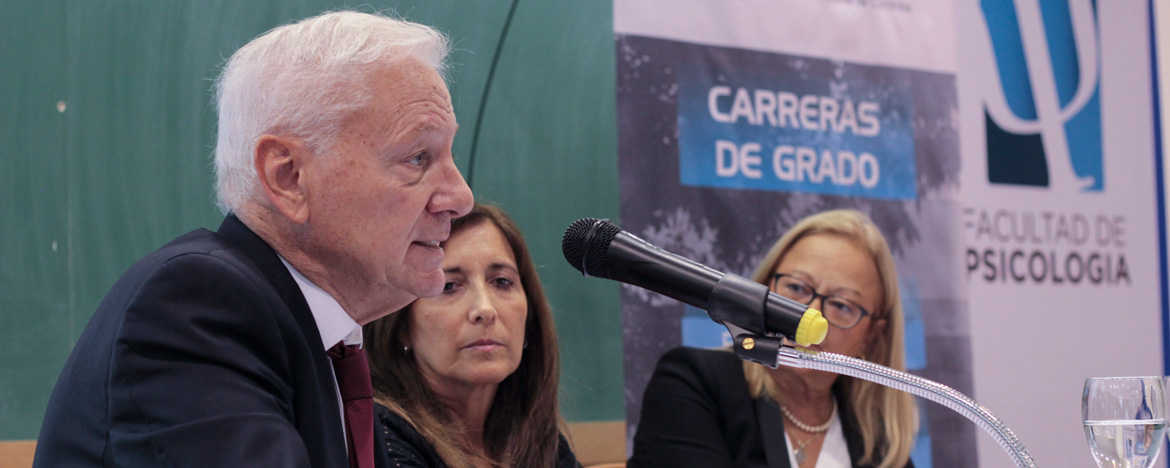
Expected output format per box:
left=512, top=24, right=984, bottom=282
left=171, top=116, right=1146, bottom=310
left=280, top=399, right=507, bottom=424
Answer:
left=561, top=218, right=620, bottom=278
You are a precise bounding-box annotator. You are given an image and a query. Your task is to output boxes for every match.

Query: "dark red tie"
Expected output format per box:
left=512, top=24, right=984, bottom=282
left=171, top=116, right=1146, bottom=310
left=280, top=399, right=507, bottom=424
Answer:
left=327, top=343, right=374, bottom=468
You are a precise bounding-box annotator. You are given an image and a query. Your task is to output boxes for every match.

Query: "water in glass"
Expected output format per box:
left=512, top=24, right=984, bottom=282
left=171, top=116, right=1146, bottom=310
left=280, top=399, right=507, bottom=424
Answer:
left=1083, top=376, right=1167, bottom=468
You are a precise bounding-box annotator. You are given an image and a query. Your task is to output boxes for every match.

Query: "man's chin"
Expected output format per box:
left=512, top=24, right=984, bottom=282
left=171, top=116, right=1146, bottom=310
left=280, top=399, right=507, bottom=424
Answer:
left=411, top=272, right=447, bottom=299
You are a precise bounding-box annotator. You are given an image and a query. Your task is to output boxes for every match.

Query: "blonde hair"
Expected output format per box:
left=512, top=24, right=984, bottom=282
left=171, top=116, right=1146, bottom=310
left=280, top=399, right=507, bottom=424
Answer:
left=742, top=209, right=916, bottom=468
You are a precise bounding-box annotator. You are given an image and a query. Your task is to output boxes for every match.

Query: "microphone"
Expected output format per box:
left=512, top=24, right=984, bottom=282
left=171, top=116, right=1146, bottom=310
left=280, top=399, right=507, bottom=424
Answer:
left=561, top=218, right=827, bottom=346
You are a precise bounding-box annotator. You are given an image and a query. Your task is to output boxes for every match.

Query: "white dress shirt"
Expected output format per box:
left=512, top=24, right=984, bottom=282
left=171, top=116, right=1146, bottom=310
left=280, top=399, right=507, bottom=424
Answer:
left=279, top=257, right=362, bottom=448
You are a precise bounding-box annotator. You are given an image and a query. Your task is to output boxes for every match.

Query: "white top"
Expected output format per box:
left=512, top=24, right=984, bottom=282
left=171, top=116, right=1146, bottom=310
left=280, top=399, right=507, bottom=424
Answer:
left=783, top=409, right=850, bottom=468
left=279, top=256, right=363, bottom=450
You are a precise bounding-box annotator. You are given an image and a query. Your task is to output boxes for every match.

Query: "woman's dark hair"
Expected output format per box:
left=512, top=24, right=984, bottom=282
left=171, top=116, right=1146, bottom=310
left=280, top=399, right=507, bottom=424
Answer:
left=364, top=203, right=562, bottom=467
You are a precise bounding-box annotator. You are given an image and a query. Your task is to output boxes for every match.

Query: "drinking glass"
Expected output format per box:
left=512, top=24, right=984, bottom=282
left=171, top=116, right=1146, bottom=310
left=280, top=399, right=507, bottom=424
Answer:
left=1083, top=376, right=1167, bottom=468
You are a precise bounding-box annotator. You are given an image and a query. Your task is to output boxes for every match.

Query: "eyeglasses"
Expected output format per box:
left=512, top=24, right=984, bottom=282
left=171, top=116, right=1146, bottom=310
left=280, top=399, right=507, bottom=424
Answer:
left=771, top=273, right=872, bottom=330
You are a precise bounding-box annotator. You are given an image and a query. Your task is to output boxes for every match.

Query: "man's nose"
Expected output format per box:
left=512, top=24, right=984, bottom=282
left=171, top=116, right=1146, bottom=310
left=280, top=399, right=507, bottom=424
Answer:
left=430, top=159, right=473, bottom=218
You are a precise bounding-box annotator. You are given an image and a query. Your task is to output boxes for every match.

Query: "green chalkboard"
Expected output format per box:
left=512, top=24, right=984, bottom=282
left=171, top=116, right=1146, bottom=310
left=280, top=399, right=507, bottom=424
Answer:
left=0, top=0, right=620, bottom=439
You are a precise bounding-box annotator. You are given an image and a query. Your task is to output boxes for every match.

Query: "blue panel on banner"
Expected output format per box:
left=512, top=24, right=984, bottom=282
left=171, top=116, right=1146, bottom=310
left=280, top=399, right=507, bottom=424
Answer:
left=900, top=276, right=928, bottom=370
left=900, top=277, right=931, bottom=468
left=911, top=400, right=934, bottom=468
left=681, top=305, right=732, bottom=349
left=676, top=47, right=917, bottom=200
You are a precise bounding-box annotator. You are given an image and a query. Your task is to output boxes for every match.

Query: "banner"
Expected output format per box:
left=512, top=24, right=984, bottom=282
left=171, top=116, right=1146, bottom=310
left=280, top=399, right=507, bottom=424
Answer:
left=616, top=1, right=967, bottom=466
left=615, top=1, right=1163, bottom=467
left=958, top=2, right=1163, bottom=467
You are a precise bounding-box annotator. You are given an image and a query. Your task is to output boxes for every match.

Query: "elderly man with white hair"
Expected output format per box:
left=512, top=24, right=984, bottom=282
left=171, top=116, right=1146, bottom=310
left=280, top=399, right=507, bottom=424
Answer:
left=34, top=11, right=473, bottom=468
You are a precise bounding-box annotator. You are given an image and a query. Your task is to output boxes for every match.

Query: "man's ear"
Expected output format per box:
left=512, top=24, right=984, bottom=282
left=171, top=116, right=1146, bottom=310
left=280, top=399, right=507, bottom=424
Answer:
left=254, top=135, right=310, bottom=224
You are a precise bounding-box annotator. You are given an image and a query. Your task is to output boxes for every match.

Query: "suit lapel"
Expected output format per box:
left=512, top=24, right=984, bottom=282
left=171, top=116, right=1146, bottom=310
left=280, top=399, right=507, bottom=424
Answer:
left=216, top=216, right=318, bottom=339
left=216, top=215, right=350, bottom=467
left=755, top=395, right=792, bottom=468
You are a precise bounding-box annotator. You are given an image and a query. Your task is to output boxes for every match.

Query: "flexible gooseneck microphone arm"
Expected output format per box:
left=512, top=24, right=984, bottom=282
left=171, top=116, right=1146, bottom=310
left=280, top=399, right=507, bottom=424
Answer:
left=729, top=329, right=1037, bottom=468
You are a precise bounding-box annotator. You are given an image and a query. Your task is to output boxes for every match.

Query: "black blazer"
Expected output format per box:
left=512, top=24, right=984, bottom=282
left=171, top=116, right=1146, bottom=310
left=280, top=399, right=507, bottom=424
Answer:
left=34, top=216, right=389, bottom=468
left=374, top=404, right=581, bottom=468
left=628, top=347, right=912, bottom=468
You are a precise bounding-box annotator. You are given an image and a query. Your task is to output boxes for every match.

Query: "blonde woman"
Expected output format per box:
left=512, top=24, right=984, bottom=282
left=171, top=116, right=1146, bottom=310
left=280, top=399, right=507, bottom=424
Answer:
left=629, top=209, right=917, bottom=468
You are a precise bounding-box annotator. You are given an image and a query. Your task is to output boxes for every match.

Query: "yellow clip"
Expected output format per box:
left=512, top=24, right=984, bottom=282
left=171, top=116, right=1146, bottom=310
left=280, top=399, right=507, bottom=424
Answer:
left=794, top=308, right=828, bottom=346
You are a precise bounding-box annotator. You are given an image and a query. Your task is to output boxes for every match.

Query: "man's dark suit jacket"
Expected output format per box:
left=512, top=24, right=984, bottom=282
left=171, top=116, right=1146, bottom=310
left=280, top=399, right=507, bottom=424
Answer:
left=627, top=346, right=913, bottom=468
left=34, top=215, right=388, bottom=468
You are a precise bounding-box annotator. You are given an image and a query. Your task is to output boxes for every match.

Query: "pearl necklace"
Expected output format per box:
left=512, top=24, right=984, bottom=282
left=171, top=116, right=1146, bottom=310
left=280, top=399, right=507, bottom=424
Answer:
left=781, top=400, right=836, bottom=466
left=779, top=399, right=836, bottom=433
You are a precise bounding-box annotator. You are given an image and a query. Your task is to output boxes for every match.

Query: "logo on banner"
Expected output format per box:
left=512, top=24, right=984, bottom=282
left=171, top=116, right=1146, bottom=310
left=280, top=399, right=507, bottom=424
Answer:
left=966, top=2, right=1131, bottom=287
left=981, top=0, right=1102, bottom=192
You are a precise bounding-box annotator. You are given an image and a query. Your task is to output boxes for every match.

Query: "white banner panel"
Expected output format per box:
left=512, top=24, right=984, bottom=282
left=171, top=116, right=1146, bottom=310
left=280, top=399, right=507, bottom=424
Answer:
left=615, top=0, right=957, bottom=73
left=958, top=1, right=1163, bottom=467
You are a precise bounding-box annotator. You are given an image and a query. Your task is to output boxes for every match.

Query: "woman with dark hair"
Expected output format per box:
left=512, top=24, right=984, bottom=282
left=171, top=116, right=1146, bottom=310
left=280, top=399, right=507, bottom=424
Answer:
left=630, top=209, right=917, bottom=468
left=364, top=203, right=580, bottom=468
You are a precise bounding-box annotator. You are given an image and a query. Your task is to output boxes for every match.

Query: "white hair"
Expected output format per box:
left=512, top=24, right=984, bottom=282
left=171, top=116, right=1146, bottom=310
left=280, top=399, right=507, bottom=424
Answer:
left=213, top=10, right=451, bottom=214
